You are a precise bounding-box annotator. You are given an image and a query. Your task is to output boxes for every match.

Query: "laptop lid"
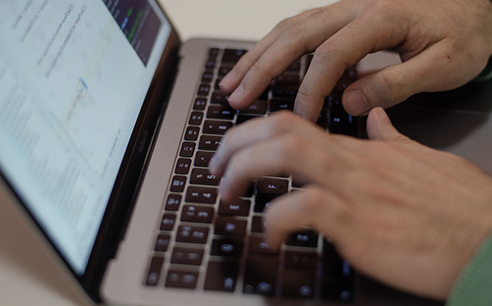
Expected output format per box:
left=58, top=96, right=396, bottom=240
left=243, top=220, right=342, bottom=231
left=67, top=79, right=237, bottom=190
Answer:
left=0, top=0, right=179, bottom=301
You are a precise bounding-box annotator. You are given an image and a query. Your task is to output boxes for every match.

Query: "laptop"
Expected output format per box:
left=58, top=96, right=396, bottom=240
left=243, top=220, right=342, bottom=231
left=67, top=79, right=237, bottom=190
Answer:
left=1, top=1, right=491, bottom=305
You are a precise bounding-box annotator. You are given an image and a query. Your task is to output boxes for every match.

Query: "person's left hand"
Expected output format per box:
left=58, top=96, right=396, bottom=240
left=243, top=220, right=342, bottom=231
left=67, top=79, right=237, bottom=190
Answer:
left=209, top=108, right=492, bottom=299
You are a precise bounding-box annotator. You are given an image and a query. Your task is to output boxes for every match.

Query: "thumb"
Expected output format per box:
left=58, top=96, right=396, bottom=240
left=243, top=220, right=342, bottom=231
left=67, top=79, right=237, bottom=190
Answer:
left=342, top=42, right=475, bottom=116
left=366, top=107, right=410, bottom=144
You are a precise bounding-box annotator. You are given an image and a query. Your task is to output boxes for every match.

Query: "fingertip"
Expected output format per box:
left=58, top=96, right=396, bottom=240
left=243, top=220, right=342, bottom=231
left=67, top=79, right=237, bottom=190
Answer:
left=366, top=107, right=399, bottom=141
left=227, top=84, right=244, bottom=104
left=293, top=98, right=324, bottom=122
left=342, top=90, right=370, bottom=116
left=219, top=68, right=237, bottom=93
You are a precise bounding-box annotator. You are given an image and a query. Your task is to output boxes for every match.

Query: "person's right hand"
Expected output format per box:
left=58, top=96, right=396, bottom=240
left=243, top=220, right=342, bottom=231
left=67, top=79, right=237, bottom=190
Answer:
left=210, top=108, right=492, bottom=299
left=219, top=0, right=492, bottom=122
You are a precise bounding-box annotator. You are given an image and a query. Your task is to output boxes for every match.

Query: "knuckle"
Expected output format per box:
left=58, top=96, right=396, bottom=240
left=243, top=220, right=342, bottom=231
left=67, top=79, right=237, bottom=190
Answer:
left=378, top=68, right=406, bottom=103
left=313, top=42, right=349, bottom=72
left=278, top=133, right=306, bottom=155
left=264, top=111, right=297, bottom=134
left=302, top=187, right=353, bottom=224
left=369, top=0, right=397, bottom=13
left=275, top=17, right=295, bottom=32
left=299, top=187, right=326, bottom=216
left=308, top=7, right=330, bottom=21
left=314, top=42, right=341, bottom=63
left=251, top=61, right=277, bottom=81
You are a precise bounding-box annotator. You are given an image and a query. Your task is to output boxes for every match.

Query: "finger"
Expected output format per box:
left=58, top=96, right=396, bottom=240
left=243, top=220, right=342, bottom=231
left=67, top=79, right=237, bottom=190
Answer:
left=218, top=19, right=290, bottom=93
left=342, top=40, right=478, bottom=115
left=210, top=111, right=321, bottom=177
left=218, top=133, right=324, bottom=202
left=264, top=187, right=348, bottom=249
left=294, top=6, right=409, bottom=121
left=223, top=4, right=360, bottom=110
left=365, top=107, right=402, bottom=141
left=366, top=108, right=422, bottom=152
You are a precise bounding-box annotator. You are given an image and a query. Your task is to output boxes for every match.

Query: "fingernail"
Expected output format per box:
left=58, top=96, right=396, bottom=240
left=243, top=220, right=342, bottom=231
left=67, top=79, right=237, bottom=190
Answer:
left=343, top=90, right=370, bottom=115
left=227, top=84, right=244, bottom=103
left=374, top=107, right=392, bottom=125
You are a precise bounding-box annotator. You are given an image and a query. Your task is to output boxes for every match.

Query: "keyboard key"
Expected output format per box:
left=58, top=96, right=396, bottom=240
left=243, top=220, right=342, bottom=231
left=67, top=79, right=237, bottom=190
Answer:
left=170, top=176, right=186, bottom=192
left=218, top=199, right=250, bottom=216
left=205, top=59, right=216, bottom=69
left=197, top=84, right=211, bottom=96
left=210, top=238, right=244, bottom=258
left=218, top=66, right=232, bottom=76
left=243, top=255, right=278, bottom=295
left=322, top=240, right=354, bottom=278
left=189, top=111, right=204, bottom=125
left=202, top=120, right=233, bottom=135
left=271, top=74, right=300, bottom=87
left=248, top=236, right=279, bottom=255
left=207, top=104, right=236, bottom=120
left=194, top=151, right=214, bottom=167
left=186, top=186, right=218, bottom=204
left=204, top=261, right=240, bottom=292
left=316, top=109, right=328, bottom=130
left=214, top=78, right=223, bottom=91
left=256, top=177, right=289, bottom=196
left=239, top=100, right=267, bottom=115
left=193, top=97, right=207, bottom=110
left=210, top=91, right=229, bottom=105
left=190, top=168, right=220, bottom=186
left=236, top=114, right=259, bottom=125
left=254, top=195, right=275, bottom=213
left=329, top=105, right=350, bottom=126
left=184, top=126, right=200, bottom=141
left=291, top=178, right=306, bottom=188
left=179, top=142, right=196, bottom=157
left=166, top=269, right=199, bottom=289
left=165, top=194, right=181, bottom=211
left=181, top=205, right=214, bottom=223
left=284, top=250, right=318, bottom=269
left=222, top=49, right=247, bottom=64
left=145, top=256, right=164, bottom=286
left=214, top=217, right=247, bottom=237
left=202, top=71, right=214, bottom=83
left=155, top=234, right=171, bottom=252
left=320, top=278, right=354, bottom=302
left=271, top=87, right=297, bottom=99
left=160, top=213, right=177, bottom=231
left=176, top=225, right=209, bottom=244
left=175, top=158, right=191, bottom=174
left=280, top=268, right=316, bottom=299
left=286, top=230, right=318, bottom=248
left=251, top=216, right=265, bottom=233
left=243, top=181, right=256, bottom=197
left=198, top=135, right=222, bottom=151
left=209, top=48, right=219, bottom=59
left=171, top=247, right=204, bottom=266
left=269, top=99, right=294, bottom=112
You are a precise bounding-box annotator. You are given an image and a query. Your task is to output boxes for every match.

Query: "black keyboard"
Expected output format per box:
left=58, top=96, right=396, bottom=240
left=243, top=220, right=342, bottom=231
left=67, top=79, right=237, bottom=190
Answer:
left=144, top=48, right=358, bottom=302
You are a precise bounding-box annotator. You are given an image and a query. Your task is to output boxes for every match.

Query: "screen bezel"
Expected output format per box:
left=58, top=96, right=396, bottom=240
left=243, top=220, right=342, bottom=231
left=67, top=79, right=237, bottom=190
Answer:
left=80, top=24, right=181, bottom=305
left=0, top=1, right=181, bottom=303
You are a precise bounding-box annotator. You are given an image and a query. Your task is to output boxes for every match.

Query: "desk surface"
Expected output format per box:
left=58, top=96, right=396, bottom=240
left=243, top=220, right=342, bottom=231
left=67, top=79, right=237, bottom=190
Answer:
left=0, top=1, right=333, bottom=305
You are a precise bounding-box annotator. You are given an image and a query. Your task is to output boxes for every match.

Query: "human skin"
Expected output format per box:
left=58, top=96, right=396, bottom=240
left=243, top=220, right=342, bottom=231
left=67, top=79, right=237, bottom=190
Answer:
left=219, top=0, right=492, bottom=121
left=209, top=109, right=492, bottom=300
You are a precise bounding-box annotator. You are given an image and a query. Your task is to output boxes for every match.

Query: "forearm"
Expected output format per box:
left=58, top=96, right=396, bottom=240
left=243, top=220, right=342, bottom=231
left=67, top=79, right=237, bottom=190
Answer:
left=446, top=234, right=492, bottom=305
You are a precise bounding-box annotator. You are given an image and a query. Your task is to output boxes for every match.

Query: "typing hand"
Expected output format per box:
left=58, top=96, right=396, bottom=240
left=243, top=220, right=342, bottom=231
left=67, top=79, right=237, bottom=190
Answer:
left=219, top=0, right=492, bottom=121
left=209, top=109, right=492, bottom=299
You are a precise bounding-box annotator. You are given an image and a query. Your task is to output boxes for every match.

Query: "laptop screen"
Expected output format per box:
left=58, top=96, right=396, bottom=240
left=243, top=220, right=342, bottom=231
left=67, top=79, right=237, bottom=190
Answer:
left=0, top=0, right=171, bottom=275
